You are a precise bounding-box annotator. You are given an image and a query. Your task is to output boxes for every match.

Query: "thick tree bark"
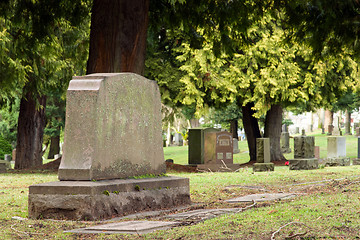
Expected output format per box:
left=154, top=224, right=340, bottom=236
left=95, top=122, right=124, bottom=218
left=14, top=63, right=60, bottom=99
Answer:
left=87, top=0, right=150, bottom=75
left=230, top=119, right=238, bottom=139
left=47, top=135, right=60, bottom=159
left=15, top=93, right=46, bottom=169
left=345, top=110, right=351, bottom=135
left=324, top=109, right=334, bottom=133
left=242, top=103, right=261, bottom=162
left=264, top=104, right=286, bottom=161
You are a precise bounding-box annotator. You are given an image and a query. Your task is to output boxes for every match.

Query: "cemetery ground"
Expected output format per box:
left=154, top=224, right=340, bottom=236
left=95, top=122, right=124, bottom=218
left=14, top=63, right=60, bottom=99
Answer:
left=1, top=133, right=360, bottom=239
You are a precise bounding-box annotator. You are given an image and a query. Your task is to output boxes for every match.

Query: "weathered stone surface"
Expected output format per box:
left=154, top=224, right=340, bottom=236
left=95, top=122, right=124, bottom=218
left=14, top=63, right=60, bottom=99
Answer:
left=281, top=132, right=291, bottom=154
left=314, top=146, right=320, bottom=159
left=28, top=176, right=191, bottom=220
left=327, top=136, right=346, bottom=159
left=233, top=138, right=240, bottom=154
left=353, top=159, right=360, bottom=165
left=294, top=136, right=315, bottom=159
left=58, top=73, right=165, bottom=181
left=289, top=159, right=319, bottom=170
left=325, top=157, right=350, bottom=167
left=253, top=163, right=274, bottom=172
left=225, top=193, right=296, bottom=203
left=66, top=221, right=180, bottom=234
left=0, top=162, right=6, bottom=173
left=166, top=208, right=238, bottom=221
left=188, top=128, right=219, bottom=165
left=256, top=138, right=270, bottom=163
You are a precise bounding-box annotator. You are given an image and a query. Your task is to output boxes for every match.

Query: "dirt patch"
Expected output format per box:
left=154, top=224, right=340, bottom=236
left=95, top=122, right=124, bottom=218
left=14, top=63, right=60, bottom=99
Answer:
left=165, top=162, right=197, bottom=173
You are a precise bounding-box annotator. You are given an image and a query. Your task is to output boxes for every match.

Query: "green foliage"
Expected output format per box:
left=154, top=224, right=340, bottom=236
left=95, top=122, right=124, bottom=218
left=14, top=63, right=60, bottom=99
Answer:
left=0, top=135, right=12, bottom=158
left=0, top=98, right=19, bottom=145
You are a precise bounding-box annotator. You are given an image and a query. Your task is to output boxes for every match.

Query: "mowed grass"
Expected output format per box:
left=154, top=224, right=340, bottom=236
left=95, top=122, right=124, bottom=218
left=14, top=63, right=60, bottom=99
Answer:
left=1, top=131, right=360, bottom=239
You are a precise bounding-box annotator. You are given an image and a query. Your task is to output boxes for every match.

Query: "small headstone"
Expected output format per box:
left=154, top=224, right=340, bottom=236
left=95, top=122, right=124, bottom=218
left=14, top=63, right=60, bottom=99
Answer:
left=301, top=129, right=306, bottom=136
left=0, top=161, right=7, bottom=173
left=281, top=132, right=291, bottom=153
left=321, top=127, right=325, bottom=134
left=295, top=127, right=300, bottom=134
left=253, top=138, right=274, bottom=172
left=325, top=136, right=350, bottom=166
left=174, top=133, right=183, bottom=146
left=233, top=138, right=240, bottom=154
left=289, top=135, right=318, bottom=170
left=4, top=154, right=11, bottom=161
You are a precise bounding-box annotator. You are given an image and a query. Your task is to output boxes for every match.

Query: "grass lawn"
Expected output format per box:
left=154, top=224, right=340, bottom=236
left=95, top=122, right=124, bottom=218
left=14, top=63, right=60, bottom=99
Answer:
left=1, top=130, right=360, bottom=239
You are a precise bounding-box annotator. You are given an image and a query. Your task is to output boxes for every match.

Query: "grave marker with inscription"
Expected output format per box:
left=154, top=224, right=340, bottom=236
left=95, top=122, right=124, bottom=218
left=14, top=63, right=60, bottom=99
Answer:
left=289, top=133, right=319, bottom=170
left=325, top=136, right=350, bottom=166
left=253, top=138, right=274, bottom=172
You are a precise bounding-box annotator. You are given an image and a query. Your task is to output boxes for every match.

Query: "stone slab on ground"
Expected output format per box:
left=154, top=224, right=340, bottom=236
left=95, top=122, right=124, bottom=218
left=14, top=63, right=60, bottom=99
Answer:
left=225, top=193, right=296, bottom=203
left=28, top=176, right=190, bottom=220
left=165, top=208, right=239, bottom=221
left=325, top=157, right=350, bottom=167
left=289, top=158, right=319, bottom=170
left=253, top=163, right=274, bottom=172
left=66, top=220, right=180, bottom=234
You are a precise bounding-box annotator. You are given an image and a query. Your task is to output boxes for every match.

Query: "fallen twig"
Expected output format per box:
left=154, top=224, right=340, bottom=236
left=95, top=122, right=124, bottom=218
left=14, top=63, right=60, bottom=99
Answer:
left=220, top=160, right=232, bottom=171
left=285, top=231, right=308, bottom=239
left=235, top=200, right=257, bottom=213
left=271, top=221, right=312, bottom=240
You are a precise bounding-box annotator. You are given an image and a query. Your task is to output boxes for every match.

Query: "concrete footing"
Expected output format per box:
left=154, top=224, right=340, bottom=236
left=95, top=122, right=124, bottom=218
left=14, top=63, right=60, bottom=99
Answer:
left=28, top=176, right=190, bottom=220
left=325, top=157, right=350, bottom=167
left=289, top=158, right=319, bottom=170
left=253, top=163, right=274, bottom=172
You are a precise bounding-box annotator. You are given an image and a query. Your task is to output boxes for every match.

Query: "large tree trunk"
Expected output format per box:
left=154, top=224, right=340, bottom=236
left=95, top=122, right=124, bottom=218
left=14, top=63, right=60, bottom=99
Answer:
left=47, top=135, right=60, bottom=159
left=87, top=0, right=150, bottom=75
left=15, top=93, right=46, bottom=169
left=324, top=109, right=334, bottom=133
left=230, top=119, right=238, bottom=139
left=264, top=104, right=286, bottom=161
left=242, top=103, right=261, bottom=162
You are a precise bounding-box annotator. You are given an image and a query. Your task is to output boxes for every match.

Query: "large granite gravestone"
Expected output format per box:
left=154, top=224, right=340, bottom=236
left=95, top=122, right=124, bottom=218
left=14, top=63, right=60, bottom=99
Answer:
left=189, top=128, right=239, bottom=171
left=325, top=136, right=350, bottom=166
left=253, top=138, right=274, bottom=172
left=28, top=73, right=190, bottom=220
left=289, top=134, right=318, bottom=170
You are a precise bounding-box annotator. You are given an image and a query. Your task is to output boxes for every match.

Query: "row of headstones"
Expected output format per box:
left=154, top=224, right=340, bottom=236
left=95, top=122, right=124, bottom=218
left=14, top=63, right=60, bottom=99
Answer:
left=254, top=133, right=358, bottom=172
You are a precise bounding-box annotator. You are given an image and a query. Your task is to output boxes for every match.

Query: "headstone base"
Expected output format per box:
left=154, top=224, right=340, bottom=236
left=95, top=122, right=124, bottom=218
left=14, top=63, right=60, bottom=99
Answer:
left=325, top=157, right=350, bottom=167
left=289, top=158, right=319, bottom=170
left=28, top=176, right=190, bottom=220
left=253, top=163, right=274, bottom=172
left=352, top=158, right=360, bottom=165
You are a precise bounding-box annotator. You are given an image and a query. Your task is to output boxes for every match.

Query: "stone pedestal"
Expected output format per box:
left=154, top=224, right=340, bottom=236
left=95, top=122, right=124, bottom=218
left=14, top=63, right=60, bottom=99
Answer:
left=290, top=135, right=319, bottom=170
left=0, top=161, right=7, bottom=173
left=325, top=136, right=347, bottom=167
left=29, top=176, right=190, bottom=220
left=289, top=159, right=319, bottom=170
left=29, top=73, right=191, bottom=220
left=281, top=132, right=291, bottom=153
left=253, top=163, right=274, bottom=172
left=253, top=138, right=274, bottom=172
left=233, top=138, right=240, bottom=154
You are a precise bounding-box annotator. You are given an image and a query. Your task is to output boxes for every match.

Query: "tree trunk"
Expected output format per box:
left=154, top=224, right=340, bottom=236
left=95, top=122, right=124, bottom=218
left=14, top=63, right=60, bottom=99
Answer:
left=324, top=109, right=334, bottom=133
left=242, top=103, right=261, bottom=162
left=345, top=110, right=351, bottom=135
left=264, top=104, right=286, bottom=161
left=230, top=119, right=238, bottom=139
left=87, top=0, right=150, bottom=75
left=15, top=93, right=46, bottom=169
left=47, top=135, right=60, bottom=159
